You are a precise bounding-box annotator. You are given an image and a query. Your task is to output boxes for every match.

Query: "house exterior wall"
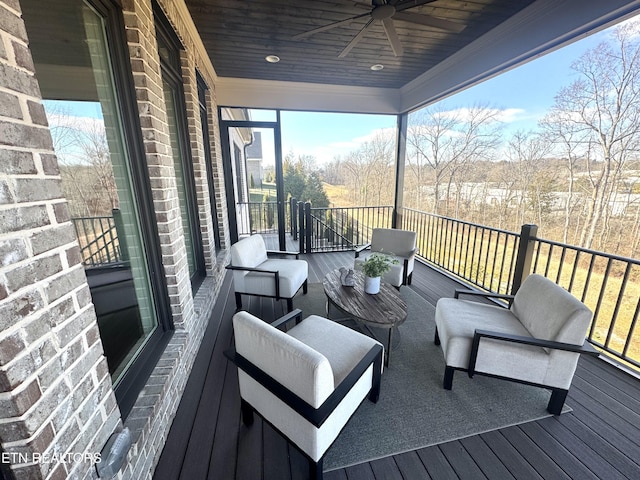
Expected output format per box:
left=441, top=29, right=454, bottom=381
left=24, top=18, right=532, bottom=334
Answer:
left=0, top=0, right=230, bottom=479
left=0, top=1, right=121, bottom=479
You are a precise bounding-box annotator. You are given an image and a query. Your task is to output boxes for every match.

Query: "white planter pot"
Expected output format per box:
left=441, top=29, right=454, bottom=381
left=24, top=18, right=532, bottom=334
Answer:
left=364, top=275, right=381, bottom=294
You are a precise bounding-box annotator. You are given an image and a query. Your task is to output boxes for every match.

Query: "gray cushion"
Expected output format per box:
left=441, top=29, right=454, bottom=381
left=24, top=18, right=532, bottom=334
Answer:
left=435, top=274, right=593, bottom=389
left=232, top=311, right=383, bottom=462
left=354, top=228, right=417, bottom=287
left=230, top=235, right=308, bottom=298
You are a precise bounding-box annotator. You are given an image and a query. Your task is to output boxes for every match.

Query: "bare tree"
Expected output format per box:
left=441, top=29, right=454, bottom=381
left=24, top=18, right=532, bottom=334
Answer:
left=543, top=22, right=640, bottom=248
left=45, top=105, right=118, bottom=217
left=407, top=103, right=502, bottom=216
left=341, top=131, right=395, bottom=206
left=505, top=130, right=552, bottom=228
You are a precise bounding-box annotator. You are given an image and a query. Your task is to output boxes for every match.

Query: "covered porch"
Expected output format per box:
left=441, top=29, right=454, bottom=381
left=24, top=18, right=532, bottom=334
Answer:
left=154, top=252, right=640, bottom=479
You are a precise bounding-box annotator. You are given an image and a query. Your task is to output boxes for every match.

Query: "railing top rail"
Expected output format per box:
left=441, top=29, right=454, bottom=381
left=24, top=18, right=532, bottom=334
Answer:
left=402, top=208, right=521, bottom=237
left=533, top=236, right=640, bottom=266
left=310, top=205, right=394, bottom=212
left=72, top=215, right=116, bottom=221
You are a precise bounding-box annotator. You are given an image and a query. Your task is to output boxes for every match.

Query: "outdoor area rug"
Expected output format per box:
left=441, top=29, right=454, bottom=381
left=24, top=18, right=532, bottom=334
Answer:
left=293, top=283, right=571, bottom=471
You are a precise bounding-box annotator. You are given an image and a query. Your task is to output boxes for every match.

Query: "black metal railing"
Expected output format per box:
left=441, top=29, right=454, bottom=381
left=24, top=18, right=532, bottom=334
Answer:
left=530, top=237, right=640, bottom=369
left=401, top=208, right=521, bottom=296
left=236, top=201, right=292, bottom=236
left=303, top=205, right=394, bottom=253
left=399, top=208, right=640, bottom=369
left=72, top=214, right=122, bottom=266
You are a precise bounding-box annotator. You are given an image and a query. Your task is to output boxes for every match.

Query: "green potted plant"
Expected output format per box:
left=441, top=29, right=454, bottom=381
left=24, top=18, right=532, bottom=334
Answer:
left=361, top=252, right=397, bottom=294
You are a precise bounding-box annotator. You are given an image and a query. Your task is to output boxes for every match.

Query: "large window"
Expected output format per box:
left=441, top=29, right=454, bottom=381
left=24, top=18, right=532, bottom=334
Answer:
left=22, top=0, right=172, bottom=416
left=155, top=8, right=205, bottom=287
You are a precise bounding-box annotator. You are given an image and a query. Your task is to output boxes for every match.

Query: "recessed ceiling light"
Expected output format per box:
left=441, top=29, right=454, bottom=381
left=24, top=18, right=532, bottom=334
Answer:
left=370, top=64, right=384, bottom=71
left=265, top=55, right=280, bottom=63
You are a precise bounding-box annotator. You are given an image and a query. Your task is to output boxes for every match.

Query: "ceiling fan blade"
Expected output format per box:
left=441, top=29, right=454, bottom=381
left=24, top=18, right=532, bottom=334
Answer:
left=393, top=11, right=466, bottom=33
left=393, top=0, right=438, bottom=12
left=339, top=18, right=376, bottom=58
left=292, top=13, right=370, bottom=40
left=382, top=18, right=403, bottom=56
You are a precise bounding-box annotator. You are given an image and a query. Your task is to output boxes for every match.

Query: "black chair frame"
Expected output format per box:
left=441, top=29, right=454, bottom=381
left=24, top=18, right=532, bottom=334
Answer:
left=435, top=289, right=599, bottom=415
left=226, top=249, right=308, bottom=312
left=225, top=309, right=383, bottom=480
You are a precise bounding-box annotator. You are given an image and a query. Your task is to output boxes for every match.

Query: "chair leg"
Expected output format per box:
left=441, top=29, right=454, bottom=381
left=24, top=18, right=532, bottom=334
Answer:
left=235, top=292, right=242, bottom=310
left=368, top=349, right=383, bottom=403
left=240, top=399, right=254, bottom=426
left=303, top=279, right=308, bottom=294
left=407, top=272, right=413, bottom=285
left=547, top=388, right=568, bottom=415
left=286, top=298, right=293, bottom=312
left=434, top=326, right=440, bottom=345
left=310, top=457, right=323, bottom=480
left=443, top=366, right=454, bottom=390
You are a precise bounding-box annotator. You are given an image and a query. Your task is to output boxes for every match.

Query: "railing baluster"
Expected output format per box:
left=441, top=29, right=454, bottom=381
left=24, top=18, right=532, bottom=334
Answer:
left=622, top=297, right=640, bottom=358
left=490, top=231, right=500, bottom=292
left=568, top=250, right=580, bottom=292
left=556, top=246, right=567, bottom=284
left=582, top=254, right=597, bottom=304
left=604, top=262, right=631, bottom=350
left=498, top=233, right=509, bottom=295
left=590, top=257, right=613, bottom=340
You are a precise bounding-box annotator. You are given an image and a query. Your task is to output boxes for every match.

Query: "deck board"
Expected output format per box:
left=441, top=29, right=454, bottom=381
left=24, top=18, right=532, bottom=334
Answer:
left=154, top=250, right=640, bottom=480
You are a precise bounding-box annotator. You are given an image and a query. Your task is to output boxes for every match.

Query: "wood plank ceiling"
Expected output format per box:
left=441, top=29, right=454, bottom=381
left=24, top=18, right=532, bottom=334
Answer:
left=184, top=0, right=535, bottom=89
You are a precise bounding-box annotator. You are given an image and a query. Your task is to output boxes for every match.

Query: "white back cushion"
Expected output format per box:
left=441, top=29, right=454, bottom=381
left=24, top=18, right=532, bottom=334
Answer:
left=371, top=228, right=416, bottom=256
left=233, top=311, right=335, bottom=408
left=231, top=235, right=268, bottom=268
left=511, top=274, right=592, bottom=344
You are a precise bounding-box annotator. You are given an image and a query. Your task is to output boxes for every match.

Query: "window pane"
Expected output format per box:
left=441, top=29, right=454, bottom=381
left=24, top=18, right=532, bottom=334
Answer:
left=23, top=0, right=159, bottom=385
left=163, top=80, right=197, bottom=275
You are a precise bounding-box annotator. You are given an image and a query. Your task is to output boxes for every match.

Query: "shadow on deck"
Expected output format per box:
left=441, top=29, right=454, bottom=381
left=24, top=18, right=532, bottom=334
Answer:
left=153, top=251, right=640, bottom=480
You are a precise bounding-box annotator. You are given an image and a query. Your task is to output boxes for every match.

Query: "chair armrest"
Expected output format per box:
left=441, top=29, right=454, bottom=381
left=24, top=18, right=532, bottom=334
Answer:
left=354, top=243, right=371, bottom=257
left=271, top=309, right=303, bottom=330
left=454, top=289, right=515, bottom=304
left=469, top=328, right=599, bottom=376
left=224, top=341, right=383, bottom=428
left=267, top=250, right=300, bottom=259
left=225, top=264, right=281, bottom=298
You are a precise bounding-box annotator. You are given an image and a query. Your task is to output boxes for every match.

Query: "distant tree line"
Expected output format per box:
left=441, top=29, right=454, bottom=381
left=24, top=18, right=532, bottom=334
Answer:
left=317, top=21, right=640, bottom=259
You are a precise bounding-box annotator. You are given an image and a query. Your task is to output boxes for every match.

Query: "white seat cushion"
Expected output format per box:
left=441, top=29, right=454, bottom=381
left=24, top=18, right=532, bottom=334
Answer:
left=230, top=235, right=308, bottom=299
left=288, top=315, right=383, bottom=383
left=435, top=298, right=551, bottom=385
left=241, top=258, right=308, bottom=297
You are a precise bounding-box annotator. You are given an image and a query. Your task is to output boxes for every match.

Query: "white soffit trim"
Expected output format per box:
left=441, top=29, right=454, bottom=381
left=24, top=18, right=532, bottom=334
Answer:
left=399, top=0, right=640, bottom=113
left=215, top=77, right=402, bottom=114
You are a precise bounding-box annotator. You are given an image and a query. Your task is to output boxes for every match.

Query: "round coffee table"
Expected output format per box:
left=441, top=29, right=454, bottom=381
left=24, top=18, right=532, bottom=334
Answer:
left=323, top=269, right=407, bottom=366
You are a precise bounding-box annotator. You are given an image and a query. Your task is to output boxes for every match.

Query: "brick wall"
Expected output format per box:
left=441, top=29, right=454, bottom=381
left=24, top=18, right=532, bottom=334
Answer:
left=1, top=0, right=231, bottom=478
left=0, top=1, right=121, bottom=479
left=116, top=0, right=230, bottom=478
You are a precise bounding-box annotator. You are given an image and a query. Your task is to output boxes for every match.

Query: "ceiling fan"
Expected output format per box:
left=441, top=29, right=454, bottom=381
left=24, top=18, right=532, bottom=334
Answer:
left=292, top=0, right=466, bottom=58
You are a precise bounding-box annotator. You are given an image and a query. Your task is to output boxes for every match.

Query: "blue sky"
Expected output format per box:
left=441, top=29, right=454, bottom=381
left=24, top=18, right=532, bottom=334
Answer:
left=45, top=16, right=629, bottom=167
left=278, top=20, right=624, bottom=164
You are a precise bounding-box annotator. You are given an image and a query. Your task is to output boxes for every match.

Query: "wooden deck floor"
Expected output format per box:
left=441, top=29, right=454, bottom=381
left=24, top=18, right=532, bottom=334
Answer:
left=153, top=251, right=640, bottom=480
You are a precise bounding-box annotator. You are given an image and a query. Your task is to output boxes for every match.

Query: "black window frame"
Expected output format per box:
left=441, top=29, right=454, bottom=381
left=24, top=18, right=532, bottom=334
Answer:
left=154, top=3, right=206, bottom=289
left=197, top=72, right=222, bottom=253
left=81, top=0, right=174, bottom=418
